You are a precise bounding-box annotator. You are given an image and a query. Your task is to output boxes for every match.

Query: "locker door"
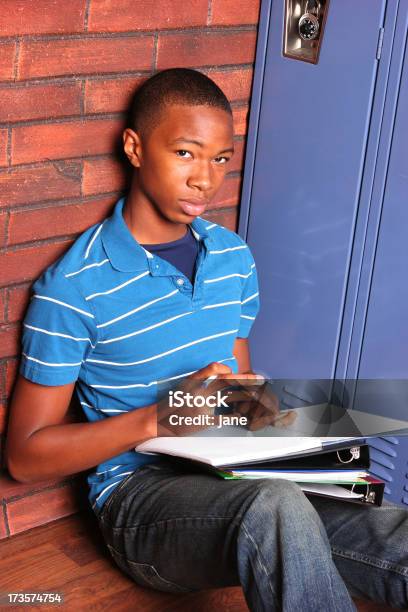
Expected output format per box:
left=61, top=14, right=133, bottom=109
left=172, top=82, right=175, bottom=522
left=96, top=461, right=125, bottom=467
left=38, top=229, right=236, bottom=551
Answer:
left=350, top=6, right=408, bottom=506
left=353, top=11, right=408, bottom=408
left=244, top=0, right=386, bottom=378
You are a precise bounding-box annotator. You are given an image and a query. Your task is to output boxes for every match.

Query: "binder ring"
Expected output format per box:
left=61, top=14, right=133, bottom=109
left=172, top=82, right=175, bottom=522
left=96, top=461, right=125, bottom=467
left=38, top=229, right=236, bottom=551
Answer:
left=336, top=449, right=354, bottom=464
left=351, top=482, right=369, bottom=497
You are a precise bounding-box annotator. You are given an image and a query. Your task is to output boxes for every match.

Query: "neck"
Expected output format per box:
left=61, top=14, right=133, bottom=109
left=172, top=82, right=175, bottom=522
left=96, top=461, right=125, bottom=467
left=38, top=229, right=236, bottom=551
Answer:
left=123, top=174, right=188, bottom=245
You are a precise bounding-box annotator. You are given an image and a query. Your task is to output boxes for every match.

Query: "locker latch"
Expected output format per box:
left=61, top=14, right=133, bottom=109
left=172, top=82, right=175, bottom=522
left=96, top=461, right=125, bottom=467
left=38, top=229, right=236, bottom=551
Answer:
left=283, top=0, right=330, bottom=64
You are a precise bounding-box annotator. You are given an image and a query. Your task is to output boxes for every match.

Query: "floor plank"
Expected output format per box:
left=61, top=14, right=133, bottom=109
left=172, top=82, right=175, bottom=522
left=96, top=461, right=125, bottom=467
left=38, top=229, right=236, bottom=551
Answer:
left=0, top=510, right=399, bottom=611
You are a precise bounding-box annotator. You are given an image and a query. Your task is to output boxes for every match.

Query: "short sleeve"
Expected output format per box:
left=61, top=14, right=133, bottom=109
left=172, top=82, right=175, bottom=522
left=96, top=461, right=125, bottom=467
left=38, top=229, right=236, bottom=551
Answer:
left=237, top=245, right=260, bottom=338
left=20, top=266, right=98, bottom=386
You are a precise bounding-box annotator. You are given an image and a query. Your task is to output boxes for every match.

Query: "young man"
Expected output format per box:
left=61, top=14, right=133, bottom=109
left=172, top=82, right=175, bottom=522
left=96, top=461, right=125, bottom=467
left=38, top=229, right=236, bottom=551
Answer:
left=6, top=69, right=408, bottom=611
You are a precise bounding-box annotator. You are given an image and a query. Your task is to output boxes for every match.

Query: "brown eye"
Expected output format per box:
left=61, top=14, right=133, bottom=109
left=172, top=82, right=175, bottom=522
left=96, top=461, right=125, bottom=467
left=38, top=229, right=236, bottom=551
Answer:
left=176, top=150, right=192, bottom=158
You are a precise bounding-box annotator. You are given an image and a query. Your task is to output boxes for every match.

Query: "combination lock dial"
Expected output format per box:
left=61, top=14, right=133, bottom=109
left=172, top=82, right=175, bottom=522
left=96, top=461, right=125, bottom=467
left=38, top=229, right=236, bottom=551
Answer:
left=299, top=1, right=320, bottom=41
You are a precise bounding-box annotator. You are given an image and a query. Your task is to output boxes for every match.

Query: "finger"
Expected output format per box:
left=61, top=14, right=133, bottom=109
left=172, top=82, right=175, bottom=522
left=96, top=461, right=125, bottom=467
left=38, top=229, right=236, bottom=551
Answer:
left=204, top=372, right=265, bottom=395
left=248, top=407, right=284, bottom=430
left=246, top=398, right=286, bottom=430
left=249, top=409, right=297, bottom=432
left=223, top=389, right=256, bottom=405
left=189, top=362, right=233, bottom=382
left=185, top=363, right=233, bottom=394
left=248, top=415, right=273, bottom=431
left=253, top=387, right=280, bottom=414
left=232, top=399, right=254, bottom=416
left=247, top=401, right=268, bottom=422
left=220, top=373, right=265, bottom=387
left=272, top=410, right=298, bottom=428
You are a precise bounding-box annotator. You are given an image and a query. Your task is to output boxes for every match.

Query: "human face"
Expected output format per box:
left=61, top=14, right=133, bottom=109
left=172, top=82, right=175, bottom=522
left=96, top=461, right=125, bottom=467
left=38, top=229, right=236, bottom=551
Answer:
left=129, top=104, right=234, bottom=222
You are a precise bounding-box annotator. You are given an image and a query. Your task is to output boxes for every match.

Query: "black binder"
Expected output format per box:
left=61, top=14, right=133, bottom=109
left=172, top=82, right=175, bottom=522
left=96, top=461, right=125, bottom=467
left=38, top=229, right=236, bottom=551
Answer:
left=137, top=437, right=386, bottom=506
left=164, top=445, right=385, bottom=506
left=302, top=477, right=385, bottom=507
left=224, top=444, right=370, bottom=471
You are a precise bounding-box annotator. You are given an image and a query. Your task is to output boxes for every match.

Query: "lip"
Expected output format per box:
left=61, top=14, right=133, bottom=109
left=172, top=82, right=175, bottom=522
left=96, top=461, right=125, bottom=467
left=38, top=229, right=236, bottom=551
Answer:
left=179, top=199, right=208, bottom=216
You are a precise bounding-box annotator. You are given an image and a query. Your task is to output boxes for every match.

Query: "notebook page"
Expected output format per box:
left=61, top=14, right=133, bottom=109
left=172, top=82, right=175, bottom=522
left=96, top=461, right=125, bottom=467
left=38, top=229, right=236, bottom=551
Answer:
left=300, top=483, right=364, bottom=499
left=136, top=436, right=325, bottom=466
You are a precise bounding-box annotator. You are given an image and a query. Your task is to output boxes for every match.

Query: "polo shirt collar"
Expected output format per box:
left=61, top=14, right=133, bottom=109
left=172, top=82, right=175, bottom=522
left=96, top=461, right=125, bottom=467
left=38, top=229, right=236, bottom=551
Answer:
left=101, top=196, right=213, bottom=273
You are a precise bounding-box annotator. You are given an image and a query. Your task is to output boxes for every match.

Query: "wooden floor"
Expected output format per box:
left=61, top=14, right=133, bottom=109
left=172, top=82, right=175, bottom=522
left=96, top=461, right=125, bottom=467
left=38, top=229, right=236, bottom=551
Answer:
left=0, top=509, right=398, bottom=611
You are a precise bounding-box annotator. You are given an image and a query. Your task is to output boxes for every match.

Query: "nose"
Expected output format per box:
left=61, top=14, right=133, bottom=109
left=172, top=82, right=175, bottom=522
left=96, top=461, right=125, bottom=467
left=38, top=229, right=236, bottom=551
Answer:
left=187, top=160, right=213, bottom=192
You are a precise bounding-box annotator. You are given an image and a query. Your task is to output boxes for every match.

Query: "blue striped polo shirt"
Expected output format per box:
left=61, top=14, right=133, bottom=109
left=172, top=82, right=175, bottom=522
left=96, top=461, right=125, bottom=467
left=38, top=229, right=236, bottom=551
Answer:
left=20, top=196, right=260, bottom=515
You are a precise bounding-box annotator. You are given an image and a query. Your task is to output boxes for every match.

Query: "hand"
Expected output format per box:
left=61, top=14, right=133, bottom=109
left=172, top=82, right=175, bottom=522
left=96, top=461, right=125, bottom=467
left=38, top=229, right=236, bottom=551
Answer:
left=156, top=362, right=265, bottom=436
left=156, top=364, right=297, bottom=435
left=225, top=370, right=298, bottom=432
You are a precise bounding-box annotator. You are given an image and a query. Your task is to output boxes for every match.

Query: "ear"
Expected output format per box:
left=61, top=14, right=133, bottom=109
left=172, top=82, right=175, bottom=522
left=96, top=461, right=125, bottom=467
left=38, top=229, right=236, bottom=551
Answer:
left=123, top=128, right=143, bottom=168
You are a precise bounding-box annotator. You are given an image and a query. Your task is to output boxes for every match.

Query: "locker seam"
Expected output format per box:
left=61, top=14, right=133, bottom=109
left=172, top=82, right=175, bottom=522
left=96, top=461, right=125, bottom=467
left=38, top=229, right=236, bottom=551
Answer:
left=352, top=7, right=407, bottom=385
left=333, top=0, right=401, bottom=392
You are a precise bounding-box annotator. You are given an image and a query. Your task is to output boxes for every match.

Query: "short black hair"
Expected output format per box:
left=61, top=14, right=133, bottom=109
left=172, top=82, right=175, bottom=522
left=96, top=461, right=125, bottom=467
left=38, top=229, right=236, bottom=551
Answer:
left=128, top=68, right=232, bottom=138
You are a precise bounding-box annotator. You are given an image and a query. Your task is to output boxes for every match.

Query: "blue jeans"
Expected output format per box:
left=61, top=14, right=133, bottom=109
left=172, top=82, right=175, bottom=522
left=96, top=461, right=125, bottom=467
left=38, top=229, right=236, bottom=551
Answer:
left=96, top=462, right=408, bottom=611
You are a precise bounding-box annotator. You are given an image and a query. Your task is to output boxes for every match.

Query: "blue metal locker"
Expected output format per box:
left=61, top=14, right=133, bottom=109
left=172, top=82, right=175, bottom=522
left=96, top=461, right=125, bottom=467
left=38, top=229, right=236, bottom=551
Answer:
left=240, top=0, right=387, bottom=379
left=348, top=3, right=408, bottom=507
left=239, top=0, right=408, bottom=505
left=368, top=437, right=408, bottom=506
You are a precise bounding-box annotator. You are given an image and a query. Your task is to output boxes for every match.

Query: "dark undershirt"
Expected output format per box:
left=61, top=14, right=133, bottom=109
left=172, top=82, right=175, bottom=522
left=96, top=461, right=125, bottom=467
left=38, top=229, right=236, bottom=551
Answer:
left=140, top=225, right=199, bottom=284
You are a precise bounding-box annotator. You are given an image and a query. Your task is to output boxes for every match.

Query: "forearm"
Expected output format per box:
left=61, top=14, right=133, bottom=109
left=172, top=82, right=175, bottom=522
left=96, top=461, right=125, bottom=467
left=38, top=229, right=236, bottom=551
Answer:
left=12, top=404, right=157, bottom=483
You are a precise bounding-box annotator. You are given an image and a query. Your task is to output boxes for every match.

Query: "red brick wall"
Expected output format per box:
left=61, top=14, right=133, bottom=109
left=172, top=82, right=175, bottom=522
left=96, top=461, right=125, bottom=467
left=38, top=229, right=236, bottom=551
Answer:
left=0, top=0, right=260, bottom=537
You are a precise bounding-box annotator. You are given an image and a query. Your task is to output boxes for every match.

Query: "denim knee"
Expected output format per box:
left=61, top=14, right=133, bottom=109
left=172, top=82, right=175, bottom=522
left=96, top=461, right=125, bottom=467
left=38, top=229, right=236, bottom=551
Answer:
left=248, top=478, right=314, bottom=514
left=241, top=479, right=323, bottom=533
left=235, top=479, right=353, bottom=611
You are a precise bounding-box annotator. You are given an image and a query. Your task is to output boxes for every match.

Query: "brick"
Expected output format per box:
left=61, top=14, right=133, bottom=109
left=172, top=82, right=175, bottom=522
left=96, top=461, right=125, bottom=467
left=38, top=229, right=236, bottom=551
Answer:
left=0, top=500, right=7, bottom=539
left=203, top=207, right=238, bottom=232
left=11, top=119, right=123, bottom=166
left=7, top=482, right=80, bottom=536
left=0, top=43, right=16, bottom=81
left=0, top=472, right=75, bottom=501
left=1, top=360, right=6, bottom=396
left=205, top=68, right=253, bottom=103
left=0, top=290, right=5, bottom=324
left=211, top=0, right=261, bottom=25
left=85, top=76, right=145, bottom=115
left=229, top=139, right=245, bottom=174
left=7, top=285, right=31, bottom=324
left=8, top=197, right=116, bottom=246
left=0, top=240, right=73, bottom=287
left=88, top=0, right=208, bottom=32
left=0, top=83, right=82, bottom=123
left=0, top=325, right=20, bottom=359
left=0, top=163, right=81, bottom=208
left=0, top=433, right=4, bottom=471
left=0, top=129, right=7, bottom=167
left=0, top=211, right=7, bottom=249
left=5, top=359, right=18, bottom=397
left=232, top=106, right=249, bottom=136
left=211, top=175, right=241, bottom=209
left=82, top=156, right=130, bottom=196
left=0, top=0, right=85, bottom=37
left=0, top=402, right=6, bottom=436
left=157, top=31, right=257, bottom=70
left=19, top=36, right=154, bottom=80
